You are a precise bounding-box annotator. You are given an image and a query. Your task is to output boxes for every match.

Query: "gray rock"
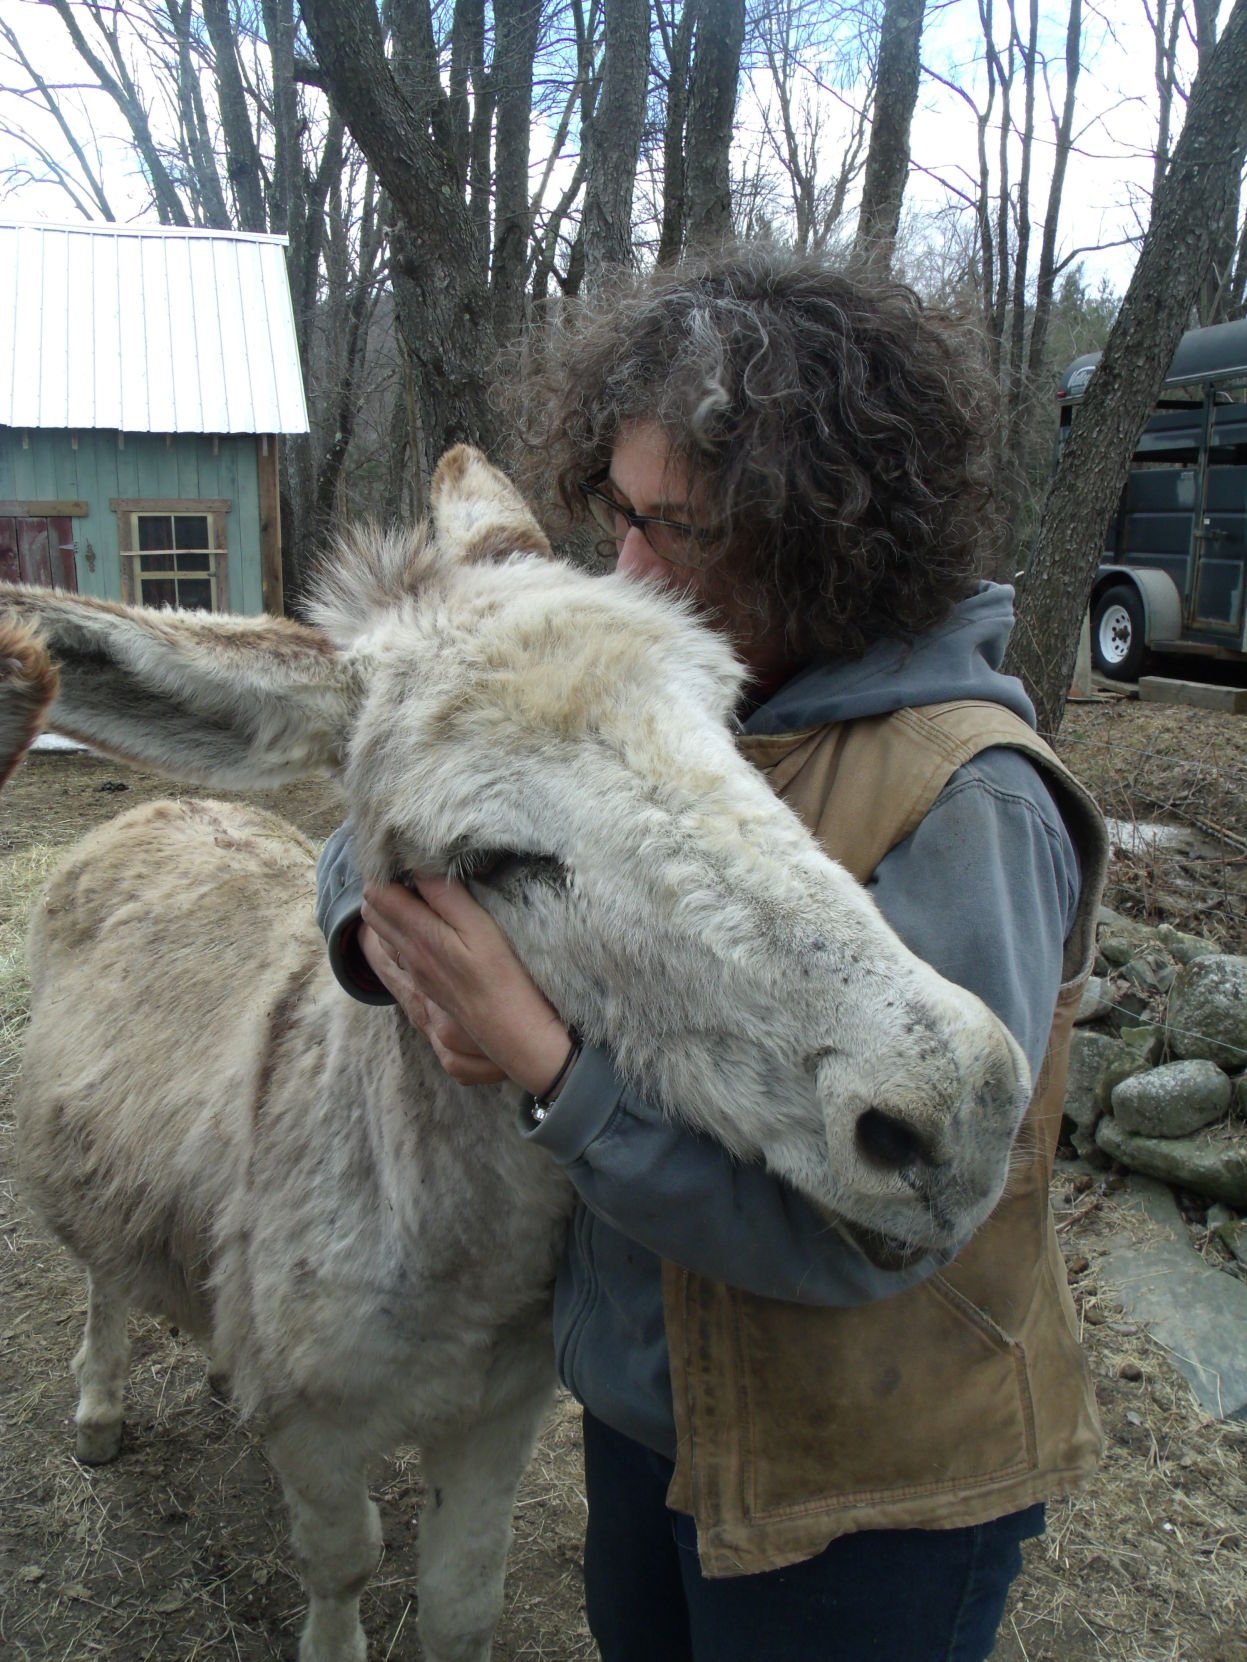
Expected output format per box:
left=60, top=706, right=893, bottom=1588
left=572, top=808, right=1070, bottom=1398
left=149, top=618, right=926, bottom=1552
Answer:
left=1097, top=903, right=1129, bottom=929
left=1110, top=1060, right=1232, bottom=1138
left=1214, top=1219, right=1247, bottom=1269
left=1100, top=920, right=1162, bottom=967
left=1234, top=1074, right=1247, bottom=1116
left=1065, top=1030, right=1149, bottom=1130
left=1117, top=1023, right=1164, bottom=1065
left=1153, top=894, right=1190, bottom=921
left=1100, top=1177, right=1247, bottom=1420
left=1165, top=955, right=1247, bottom=1070
left=1104, top=989, right=1151, bottom=1031
left=1155, top=922, right=1220, bottom=965
left=1120, top=954, right=1173, bottom=994
left=1069, top=1124, right=1112, bottom=1168
left=1075, top=976, right=1113, bottom=1026
left=1206, top=1203, right=1238, bottom=1228
left=1096, top=1116, right=1247, bottom=1207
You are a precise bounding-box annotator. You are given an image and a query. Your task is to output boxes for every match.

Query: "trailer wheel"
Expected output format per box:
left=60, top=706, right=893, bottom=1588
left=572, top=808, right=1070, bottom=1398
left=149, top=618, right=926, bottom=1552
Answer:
left=1091, top=584, right=1148, bottom=682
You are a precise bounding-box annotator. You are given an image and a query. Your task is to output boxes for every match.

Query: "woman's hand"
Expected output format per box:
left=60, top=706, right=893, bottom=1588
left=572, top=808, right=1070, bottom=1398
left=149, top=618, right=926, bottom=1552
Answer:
left=359, top=875, right=573, bottom=1096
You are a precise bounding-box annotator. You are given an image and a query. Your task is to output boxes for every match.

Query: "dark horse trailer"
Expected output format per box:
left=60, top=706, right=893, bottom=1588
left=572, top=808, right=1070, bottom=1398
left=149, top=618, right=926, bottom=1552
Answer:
left=1057, top=317, right=1247, bottom=681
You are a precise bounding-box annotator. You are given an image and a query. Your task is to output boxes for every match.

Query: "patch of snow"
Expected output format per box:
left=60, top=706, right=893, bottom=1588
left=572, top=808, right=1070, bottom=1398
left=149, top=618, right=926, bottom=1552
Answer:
left=30, top=733, right=89, bottom=753
left=1104, top=817, right=1192, bottom=855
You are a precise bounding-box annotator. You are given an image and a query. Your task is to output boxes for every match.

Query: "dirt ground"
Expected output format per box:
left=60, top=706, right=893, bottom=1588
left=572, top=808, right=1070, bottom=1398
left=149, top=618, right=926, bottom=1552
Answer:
left=2, top=697, right=1246, bottom=1662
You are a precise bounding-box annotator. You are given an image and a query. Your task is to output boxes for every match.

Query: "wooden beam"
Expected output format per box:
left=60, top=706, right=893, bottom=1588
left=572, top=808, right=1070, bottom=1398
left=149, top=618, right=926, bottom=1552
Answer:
left=257, top=434, right=284, bottom=616
left=1139, top=677, right=1247, bottom=714
left=0, top=499, right=89, bottom=517
left=108, top=497, right=231, bottom=513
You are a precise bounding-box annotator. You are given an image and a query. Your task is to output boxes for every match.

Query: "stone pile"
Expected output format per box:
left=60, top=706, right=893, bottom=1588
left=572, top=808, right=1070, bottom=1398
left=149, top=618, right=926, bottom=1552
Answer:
left=1064, top=910, right=1247, bottom=1255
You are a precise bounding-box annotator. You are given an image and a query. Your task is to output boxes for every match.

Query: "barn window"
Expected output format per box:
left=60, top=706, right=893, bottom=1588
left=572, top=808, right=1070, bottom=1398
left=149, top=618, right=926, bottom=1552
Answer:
left=130, top=513, right=218, bottom=609
left=112, top=499, right=230, bottom=610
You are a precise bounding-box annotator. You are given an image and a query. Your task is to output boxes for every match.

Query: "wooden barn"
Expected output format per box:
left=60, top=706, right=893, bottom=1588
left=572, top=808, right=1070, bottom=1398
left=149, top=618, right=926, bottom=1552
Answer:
left=0, top=221, right=308, bottom=616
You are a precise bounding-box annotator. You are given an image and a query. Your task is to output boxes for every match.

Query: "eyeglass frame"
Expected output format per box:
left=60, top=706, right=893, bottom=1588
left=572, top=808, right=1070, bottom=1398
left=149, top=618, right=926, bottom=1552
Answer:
left=578, top=475, right=717, bottom=569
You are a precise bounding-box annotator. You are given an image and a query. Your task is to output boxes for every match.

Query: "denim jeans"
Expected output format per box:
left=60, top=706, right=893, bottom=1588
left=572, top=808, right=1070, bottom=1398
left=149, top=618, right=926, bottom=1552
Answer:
left=582, top=1410, right=1044, bottom=1662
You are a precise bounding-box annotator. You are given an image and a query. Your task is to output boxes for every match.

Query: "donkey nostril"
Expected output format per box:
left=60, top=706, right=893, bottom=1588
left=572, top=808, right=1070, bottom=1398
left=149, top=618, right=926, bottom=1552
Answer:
left=855, top=1107, right=935, bottom=1173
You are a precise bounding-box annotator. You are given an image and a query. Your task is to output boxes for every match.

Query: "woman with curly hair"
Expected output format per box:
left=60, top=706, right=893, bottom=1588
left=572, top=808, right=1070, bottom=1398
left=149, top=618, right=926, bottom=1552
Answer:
left=316, top=245, right=1105, bottom=1662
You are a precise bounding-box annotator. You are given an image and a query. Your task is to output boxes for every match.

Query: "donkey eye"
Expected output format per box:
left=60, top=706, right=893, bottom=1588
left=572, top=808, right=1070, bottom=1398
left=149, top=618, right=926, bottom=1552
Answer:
left=458, top=849, right=568, bottom=893
left=453, top=847, right=509, bottom=882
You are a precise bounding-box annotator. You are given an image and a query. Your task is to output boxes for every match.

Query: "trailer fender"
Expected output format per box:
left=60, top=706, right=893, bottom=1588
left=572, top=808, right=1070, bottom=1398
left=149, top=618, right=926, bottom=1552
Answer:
left=1092, top=566, right=1182, bottom=646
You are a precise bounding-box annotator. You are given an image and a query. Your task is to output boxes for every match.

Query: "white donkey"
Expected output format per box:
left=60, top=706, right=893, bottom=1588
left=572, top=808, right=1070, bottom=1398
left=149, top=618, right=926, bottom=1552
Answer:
left=0, top=448, right=1029, bottom=1662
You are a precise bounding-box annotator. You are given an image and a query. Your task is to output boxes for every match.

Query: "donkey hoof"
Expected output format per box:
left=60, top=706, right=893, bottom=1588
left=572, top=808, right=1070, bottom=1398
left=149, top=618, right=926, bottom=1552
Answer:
left=76, top=1418, right=123, bottom=1464
left=206, top=1366, right=232, bottom=1402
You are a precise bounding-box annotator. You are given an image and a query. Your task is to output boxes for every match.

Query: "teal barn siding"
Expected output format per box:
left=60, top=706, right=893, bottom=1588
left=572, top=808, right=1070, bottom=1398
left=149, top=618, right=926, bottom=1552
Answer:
left=0, top=427, right=265, bottom=612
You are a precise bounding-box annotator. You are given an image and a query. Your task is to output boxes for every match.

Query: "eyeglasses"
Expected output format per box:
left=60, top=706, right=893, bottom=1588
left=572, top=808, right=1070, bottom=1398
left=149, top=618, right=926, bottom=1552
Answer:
left=578, top=478, right=714, bottom=569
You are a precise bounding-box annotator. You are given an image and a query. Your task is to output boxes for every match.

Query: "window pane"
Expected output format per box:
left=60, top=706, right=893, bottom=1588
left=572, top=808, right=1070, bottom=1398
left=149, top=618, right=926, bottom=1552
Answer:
left=177, top=578, right=213, bottom=611
left=137, top=515, right=173, bottom=551
left=139, top=555, right=173, bottom=573
left=175, top=551, right=211, bottom=572
left=174, top=515, right=210, bottom=551
left=140, top=577, right=178, bottom=607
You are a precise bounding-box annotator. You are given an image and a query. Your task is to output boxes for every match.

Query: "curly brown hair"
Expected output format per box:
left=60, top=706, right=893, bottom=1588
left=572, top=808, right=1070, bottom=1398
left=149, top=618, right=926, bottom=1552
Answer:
left=506, top=244, right=999, bottom=660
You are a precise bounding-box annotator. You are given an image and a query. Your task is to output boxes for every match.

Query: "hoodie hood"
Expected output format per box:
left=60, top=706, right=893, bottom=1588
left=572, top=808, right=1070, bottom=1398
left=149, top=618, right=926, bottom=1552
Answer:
left=744, top=582, right=1037, bottom=736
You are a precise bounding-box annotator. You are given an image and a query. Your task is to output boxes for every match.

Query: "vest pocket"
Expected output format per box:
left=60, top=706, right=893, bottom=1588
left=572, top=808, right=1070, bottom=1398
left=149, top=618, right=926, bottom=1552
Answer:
left=730, top=1273, right=1039, bottom=1520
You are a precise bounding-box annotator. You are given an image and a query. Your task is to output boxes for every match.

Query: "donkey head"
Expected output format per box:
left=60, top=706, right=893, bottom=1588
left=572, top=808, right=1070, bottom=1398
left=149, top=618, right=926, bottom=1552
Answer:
left=0, top=448, right=1029, bottom=1262
left=0, top=622, right=58, bottom=789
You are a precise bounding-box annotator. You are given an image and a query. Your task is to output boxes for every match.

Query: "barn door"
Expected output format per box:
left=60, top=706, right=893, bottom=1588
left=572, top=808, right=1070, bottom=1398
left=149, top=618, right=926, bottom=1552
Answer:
left=0, top=516, right=78, bottom=590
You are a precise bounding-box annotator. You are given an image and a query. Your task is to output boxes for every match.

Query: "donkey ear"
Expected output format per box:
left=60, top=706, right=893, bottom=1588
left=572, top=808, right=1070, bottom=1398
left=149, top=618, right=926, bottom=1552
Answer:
left=430, top=445, right=552, bottom=563
left=0, top=585, right=364, bottom=789
left=0, top=618, right=58, bottom=787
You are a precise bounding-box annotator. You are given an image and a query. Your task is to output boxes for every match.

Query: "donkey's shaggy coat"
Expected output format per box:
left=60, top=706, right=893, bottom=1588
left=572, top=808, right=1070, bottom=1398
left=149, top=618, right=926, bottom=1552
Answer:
left=0, top=449, right=1028, bottom=1661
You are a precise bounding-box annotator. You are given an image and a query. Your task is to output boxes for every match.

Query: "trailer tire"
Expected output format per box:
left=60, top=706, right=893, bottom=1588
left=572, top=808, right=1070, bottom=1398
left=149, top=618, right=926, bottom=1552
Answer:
left=1091, top=584, right=1148, bottom=682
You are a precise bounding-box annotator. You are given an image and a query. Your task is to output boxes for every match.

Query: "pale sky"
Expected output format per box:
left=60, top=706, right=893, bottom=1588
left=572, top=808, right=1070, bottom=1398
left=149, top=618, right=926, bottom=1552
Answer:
left=909, top=0, right=1207, bottom=293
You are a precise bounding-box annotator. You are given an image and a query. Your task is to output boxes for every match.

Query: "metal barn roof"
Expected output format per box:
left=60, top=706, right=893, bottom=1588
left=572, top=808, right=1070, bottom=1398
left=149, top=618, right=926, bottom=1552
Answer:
left=0, top=221, right=309, bottom=434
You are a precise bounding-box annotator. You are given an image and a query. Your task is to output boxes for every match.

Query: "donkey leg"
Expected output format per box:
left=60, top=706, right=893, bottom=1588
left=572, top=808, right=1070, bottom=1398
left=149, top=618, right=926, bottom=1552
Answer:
left=417, top=1362, right=554, bottom=1662
left=71, top=1272, right=130, bottom=1464
left=267, top=1418, right=382, bottom=1662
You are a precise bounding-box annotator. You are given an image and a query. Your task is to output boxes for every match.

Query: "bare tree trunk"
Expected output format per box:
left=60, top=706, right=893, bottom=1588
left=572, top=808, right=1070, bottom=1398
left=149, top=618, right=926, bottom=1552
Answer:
left=167, top=0, right=233, bottom=227
left=1228, top=203, right=1247, bottom=316
left=656, top=0, right=695, bottom=264
left=852, top=0, right=926, bottom=275
left=1024, top=0, right=1081, bottom=385
left=1150, top=0, right=1185, bottom=206
left=582, top=0, right=650, bottom=283
left=202, top=0, right=267, bottom=229
left=1004, top=0, right=1247, bottom=735
left=262, top=0, right=301, bottom=243
left=684, top=0, right=746, bottom=249
left=299, top=0, right=499, bottom=468
left=492, top=0, right=543, bottom=341
left=531, top=39, right=595, bottom=301
left=1185, top=2, right=1247, bottom=323
left=1004, top=0, right=1037, bottom=456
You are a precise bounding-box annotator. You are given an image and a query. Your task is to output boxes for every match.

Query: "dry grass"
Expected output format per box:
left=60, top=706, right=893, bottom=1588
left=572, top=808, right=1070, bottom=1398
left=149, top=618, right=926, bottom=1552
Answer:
left=994, top=1177, right=1247, bottom=1662
left=1060, top=699, right=1247, bottom=954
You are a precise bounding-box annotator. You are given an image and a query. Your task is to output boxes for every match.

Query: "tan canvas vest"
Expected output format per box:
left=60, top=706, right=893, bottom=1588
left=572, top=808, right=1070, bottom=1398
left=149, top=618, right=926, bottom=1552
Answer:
left=662, top=701, right=1109, bottom=1577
